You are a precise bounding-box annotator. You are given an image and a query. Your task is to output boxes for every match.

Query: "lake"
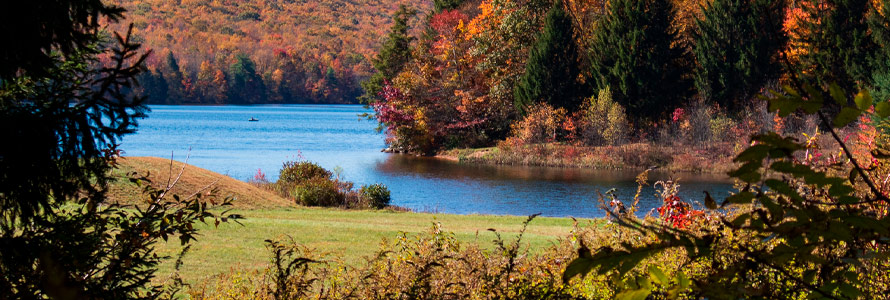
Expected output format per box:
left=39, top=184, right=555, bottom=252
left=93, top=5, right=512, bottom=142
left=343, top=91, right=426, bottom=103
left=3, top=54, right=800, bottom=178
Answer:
left=121, top=104, right=735, bottom=218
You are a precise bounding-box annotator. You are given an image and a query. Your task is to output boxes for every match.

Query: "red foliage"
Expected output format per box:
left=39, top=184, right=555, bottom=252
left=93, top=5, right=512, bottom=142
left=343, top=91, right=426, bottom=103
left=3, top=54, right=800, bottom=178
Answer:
left=253, top=168, right=267, bottom=183
left=372, top=83, right=414, bottom=128
left=657, top=194, right=703, bottom=229
left=671, top=108, right=686, bottom=123
left=430, top=9, right=469, bottom=35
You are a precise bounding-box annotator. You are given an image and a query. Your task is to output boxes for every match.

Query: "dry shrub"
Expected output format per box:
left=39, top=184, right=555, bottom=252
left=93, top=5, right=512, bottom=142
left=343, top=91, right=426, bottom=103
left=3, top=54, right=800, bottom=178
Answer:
left=508, top=104, right=568, bottom=145
left=580, top=87, right=628, bottom=146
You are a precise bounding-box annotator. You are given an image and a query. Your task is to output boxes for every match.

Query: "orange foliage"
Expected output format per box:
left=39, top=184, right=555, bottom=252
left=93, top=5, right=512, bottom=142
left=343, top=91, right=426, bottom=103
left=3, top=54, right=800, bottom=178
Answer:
left=105, top=0, right=432, bottom=103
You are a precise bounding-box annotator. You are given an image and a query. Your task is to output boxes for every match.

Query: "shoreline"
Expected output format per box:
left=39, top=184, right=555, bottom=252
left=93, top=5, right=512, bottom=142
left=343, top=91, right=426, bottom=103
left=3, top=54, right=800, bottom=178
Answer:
left=435, top=142, right=739, bottom=175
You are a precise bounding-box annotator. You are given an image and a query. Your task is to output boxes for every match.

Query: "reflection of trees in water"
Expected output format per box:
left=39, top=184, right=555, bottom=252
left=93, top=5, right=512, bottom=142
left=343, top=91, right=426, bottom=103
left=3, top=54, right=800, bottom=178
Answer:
left=374, top=155, right=731, bottom=184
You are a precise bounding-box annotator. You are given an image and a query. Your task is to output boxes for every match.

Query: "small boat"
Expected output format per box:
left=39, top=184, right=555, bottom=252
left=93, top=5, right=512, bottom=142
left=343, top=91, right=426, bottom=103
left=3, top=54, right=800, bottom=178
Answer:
left=248, top=117, right=259, bottom=122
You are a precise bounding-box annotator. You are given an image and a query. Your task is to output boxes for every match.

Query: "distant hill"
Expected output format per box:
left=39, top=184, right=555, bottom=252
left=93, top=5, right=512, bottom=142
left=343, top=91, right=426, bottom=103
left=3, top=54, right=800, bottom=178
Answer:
left=106, top=0, right=433, bottom=104
left=108, top=156, right=292, bottom=209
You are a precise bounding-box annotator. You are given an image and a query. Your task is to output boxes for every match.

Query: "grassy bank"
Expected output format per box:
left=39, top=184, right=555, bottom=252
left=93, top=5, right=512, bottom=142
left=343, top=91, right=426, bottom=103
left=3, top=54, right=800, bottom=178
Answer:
left=108, top=157, right=591, bottom=285
left=155, top=208, right=590, bottom=285
left=439, top=142, right=739, bottom=174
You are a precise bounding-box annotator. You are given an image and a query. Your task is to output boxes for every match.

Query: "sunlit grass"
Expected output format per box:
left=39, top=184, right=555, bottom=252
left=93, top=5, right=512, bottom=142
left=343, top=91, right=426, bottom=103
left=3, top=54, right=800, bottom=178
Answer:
left=156, top=207, right=594, bottom=285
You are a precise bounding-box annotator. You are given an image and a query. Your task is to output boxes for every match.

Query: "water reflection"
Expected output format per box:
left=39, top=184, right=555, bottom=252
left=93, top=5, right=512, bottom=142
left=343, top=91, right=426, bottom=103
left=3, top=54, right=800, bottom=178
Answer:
left=372, top=155, right=735, bottom=218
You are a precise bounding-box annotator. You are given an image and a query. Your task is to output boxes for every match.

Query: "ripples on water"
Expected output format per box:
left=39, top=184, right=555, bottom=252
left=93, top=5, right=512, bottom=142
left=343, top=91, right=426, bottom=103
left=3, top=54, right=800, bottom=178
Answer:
left=121, top=104, right=735, bottom=218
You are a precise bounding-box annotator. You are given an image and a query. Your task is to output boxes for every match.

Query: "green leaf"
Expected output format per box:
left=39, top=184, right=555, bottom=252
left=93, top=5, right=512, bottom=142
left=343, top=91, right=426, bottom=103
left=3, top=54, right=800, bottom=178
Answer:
left=648, top=265, right=669, bottom=286
left=727, top=192, right=756, bottom=204
left=704, top=191, right=717, bottom=209
left=854, top=90, right=873, bottom=111
left=833, top=107, right=862, bottom=127
left=677, top=272, right=690, bottom=289
left=803, top=83, right=823, bottom=104
left=876, top=101, right=890, bottom=118
left=829, top=83, right=846, bottom=105
left=562, top=244, right=595, bottom=282
left=616, top=289, right=651, bottom=300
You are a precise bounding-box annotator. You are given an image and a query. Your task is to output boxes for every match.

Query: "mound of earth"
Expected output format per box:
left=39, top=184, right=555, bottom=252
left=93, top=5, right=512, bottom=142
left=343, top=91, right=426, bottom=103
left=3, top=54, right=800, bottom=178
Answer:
left=107, top=156, right=291, bottom=209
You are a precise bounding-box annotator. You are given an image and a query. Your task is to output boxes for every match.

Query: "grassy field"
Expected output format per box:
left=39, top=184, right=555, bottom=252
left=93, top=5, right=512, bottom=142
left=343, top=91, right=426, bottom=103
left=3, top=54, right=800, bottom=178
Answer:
left=109, top=157, right=593, bottom=285
left=155, top=208, right=592, bottom=285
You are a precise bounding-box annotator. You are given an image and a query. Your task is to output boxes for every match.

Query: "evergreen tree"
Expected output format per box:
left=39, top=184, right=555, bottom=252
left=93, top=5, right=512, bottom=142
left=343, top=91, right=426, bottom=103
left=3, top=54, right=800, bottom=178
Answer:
left=139, top=69, right=169, bottom=104
left=693, top=0, right=786, bottom=111
left=869, top=0, right=890, bottom=101
left=434, top=0, right=464, bottom=12
left=590, top=0, right=692, bottom=120
left=360, top=5, right=416, bottom=104
left=797, top=0, right=875, bottom=95
left=162, top=51, right=185, bottom=103
left=228, top=54, right=267, bottom=104
left=513, top=0, right=584, bottom=115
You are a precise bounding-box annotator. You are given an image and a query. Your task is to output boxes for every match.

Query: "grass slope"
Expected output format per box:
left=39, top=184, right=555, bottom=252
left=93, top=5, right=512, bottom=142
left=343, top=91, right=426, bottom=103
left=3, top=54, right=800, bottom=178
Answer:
left=108, top=156, right=291, bottom=208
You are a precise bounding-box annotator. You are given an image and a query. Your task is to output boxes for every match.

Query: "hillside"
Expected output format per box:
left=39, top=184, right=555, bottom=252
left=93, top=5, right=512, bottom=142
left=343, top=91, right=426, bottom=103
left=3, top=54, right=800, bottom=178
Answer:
left=108, top=156, right=292, bottom=208
left=105, top=0, right=433, bottom=104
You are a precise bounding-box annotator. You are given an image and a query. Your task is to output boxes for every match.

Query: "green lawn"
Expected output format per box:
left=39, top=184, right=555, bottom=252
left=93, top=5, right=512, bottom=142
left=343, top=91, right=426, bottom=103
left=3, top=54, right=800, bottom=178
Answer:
left=156, top=207, right=595, bottom=284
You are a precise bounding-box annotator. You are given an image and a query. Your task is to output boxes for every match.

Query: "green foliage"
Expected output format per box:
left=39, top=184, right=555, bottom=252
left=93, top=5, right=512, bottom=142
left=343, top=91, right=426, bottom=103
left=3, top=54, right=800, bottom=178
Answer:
left=228, top=53, right=267, bottom=104
left=434, top=0, right=464, bottom=12
left=692, top=0, right=786, bottom=110
left=361, top=5, right=416, bottom=104
left=0, top=20, right=240, bottom=298
left=869, top=0, right=890, bottom=102
left=580, top=87, right=628, bottom=146
left=360, top=183, right=391, bottom=209
left=590, top=0, right=692, bottom=121
left=513, top=0, right=584, bottom=115
left=292, top=177, right=343, bottom=207
left=796, top=0, right=877, bottom=95
left=0, top=30, right=147, bottom=224
left=563, top=82, right=890, bottom=298
left=277, top=161, right=332, bottom=185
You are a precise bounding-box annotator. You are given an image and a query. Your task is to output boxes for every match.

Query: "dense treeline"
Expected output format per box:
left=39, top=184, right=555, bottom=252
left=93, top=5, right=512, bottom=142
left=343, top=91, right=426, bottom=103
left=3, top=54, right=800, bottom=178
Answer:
left=366, top=0, right=890, bottom=154
left=106, top=0, right=432, bottom=104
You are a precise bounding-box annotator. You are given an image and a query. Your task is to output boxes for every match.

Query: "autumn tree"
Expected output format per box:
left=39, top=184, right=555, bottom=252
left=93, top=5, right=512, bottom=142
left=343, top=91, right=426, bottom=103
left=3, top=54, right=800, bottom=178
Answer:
left=590, top=0, right=692, bottom=120
left=360, top=5, right=417, bottom=104
left=513, top=0, right=585, bottom=115
left=693, top=0, right=786, bottom=111
left=796, top=0, right=876, bottom=95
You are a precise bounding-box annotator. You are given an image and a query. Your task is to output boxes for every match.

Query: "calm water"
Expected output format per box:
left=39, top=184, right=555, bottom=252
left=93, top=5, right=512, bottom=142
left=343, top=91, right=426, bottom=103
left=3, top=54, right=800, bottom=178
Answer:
left=121, top=105, right=735, bottom=218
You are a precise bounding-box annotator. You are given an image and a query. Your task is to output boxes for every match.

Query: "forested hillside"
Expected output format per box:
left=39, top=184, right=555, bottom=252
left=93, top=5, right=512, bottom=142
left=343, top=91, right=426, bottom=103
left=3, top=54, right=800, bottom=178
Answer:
left=106, top=0, right=432, bottom=104
left=365, top=0, right=890, bottom=156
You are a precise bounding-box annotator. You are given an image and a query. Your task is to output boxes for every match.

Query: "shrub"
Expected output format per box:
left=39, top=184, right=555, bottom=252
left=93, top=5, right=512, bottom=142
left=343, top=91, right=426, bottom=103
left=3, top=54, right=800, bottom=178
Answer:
left=292, top=177, right=343, bottom=207
left=686, top=100, right=715, bottom=145
left=508, top=104, right=568, bottom=144
left=580, top=87, right=628, bottom=146
left=564, top=84, right=890, bottom=299
left=708, top=113, right=736, bottom=142
left=278, top=161, right=332, bottom=184
left=360, top=183, right=391, bottom=208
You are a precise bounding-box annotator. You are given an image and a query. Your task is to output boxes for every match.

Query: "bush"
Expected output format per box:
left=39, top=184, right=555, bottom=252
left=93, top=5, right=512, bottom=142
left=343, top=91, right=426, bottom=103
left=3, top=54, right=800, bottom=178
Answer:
left=580, top=87, right=628, bottom=146
left=291, top=177, right=343, bottom=207
left=360, top=184, right=391, bottom=208
left=278, top=161, right=332, bottom=184
left=508, top=104, right=568, bottom=145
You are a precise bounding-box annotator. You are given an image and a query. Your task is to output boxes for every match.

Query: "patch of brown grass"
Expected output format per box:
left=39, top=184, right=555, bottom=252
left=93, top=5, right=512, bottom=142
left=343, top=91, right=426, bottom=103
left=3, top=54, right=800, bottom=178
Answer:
left=107, top=157, right=292, bottom=209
